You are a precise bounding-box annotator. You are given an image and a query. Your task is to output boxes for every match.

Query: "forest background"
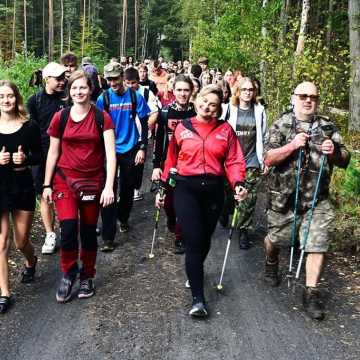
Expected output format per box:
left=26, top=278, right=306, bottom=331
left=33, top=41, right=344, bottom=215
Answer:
left=0, top=0, right=359, bottom=250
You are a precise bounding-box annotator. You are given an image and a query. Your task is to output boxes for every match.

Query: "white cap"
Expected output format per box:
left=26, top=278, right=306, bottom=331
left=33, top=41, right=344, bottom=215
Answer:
left=42, top=62, right=67, bottom=78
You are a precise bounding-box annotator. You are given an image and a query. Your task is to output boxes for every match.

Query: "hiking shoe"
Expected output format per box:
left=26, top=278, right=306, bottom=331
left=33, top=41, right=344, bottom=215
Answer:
left=119, top=223, right=129, bottom=233
left=41, top=232, right=57, bottom=254
left=21, top=256, right=38, bottom=283
left=239, top=229, right=251, bottom=250
left=100, top=240, right=115, bottom=253
left=174, top=240, right=185, bottom=255
left=56, top=277, right=74, bottom=303
left=189, top=299, right=209, bottom=318
left=264, top=259, right=281, bottom=287
left=185, top=280, right=191, bottom=289
left=0, top=296, right=12, bottom=314
left=133, top=190, right=144, bottom=201
left=78, top=278, right=95, bottom=299
left=303, top=287, right=325, bottom=320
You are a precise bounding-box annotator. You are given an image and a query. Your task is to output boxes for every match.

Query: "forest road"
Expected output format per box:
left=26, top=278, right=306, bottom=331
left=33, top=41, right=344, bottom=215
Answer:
left=0, top=162, right=359, bottom=360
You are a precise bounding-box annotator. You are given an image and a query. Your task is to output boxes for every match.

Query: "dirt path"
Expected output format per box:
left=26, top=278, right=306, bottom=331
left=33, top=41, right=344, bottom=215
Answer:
left=0, top=166, right=359, bottom=360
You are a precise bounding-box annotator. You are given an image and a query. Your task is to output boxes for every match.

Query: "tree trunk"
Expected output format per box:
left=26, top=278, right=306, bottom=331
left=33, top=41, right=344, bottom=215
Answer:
left=134, top=0, right=138, bottom=60
left=260, top=0, right=268, bottom=96
left=48, top=0, right=54, bottom=61
left=42, top=0, right=46, bottom=55
left=280, top=0, right=291, bottom=42
left=12, top=0, right=16, bottom=59
left=81, top=0, right=86, bottom=57
left=120, top=0, right=127, bottom=57
left=295, top=0, right=311, bottom=56
left=60, top=0, right=64, bottom=56
left=349, top=0, right=360, bottom=132
left=326, top=0, right=334, bottom=49
left=23, top=0, right=27, bottom=56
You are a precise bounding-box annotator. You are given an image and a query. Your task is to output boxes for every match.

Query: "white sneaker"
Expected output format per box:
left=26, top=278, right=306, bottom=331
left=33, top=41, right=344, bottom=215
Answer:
left=41, top=232, right=57, bottom=254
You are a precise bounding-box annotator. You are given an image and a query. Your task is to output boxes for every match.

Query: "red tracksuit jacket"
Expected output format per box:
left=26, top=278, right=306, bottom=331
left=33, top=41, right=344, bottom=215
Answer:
left=162, top=117, right=246, bottom=188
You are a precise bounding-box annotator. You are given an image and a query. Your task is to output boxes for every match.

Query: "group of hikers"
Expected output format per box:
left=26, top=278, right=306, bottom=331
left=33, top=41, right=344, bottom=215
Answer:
left=0, top=52, right=351, bottom=321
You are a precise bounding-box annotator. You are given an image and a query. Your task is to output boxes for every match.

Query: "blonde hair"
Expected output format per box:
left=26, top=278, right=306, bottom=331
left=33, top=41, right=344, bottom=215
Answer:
left=0, top=80, right=28, bottom=122
left=197, top=84, right=223, bottom=118
left=231, top=77, right=256, bottom=106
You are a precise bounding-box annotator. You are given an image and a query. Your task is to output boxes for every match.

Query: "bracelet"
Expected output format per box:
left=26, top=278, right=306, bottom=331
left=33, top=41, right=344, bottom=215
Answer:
left=42, top=184, right=52, bottom=190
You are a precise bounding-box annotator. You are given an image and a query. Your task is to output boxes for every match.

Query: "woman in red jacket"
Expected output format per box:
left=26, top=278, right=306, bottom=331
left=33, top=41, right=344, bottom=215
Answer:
left=156, top=85, right=247, bottom=317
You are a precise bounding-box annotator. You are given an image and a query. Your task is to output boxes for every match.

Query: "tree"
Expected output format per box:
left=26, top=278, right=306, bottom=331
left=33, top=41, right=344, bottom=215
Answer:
left=295, top=0, right=311, bottom=56
left=48, top=0, right=54, bottom=60
left=349, top=0, right=360, bottom=131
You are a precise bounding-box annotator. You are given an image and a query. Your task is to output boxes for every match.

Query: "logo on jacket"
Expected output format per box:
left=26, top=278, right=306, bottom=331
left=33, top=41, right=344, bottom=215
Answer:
left=215, top=134, right=227, bottom=141
left=180, top=129, right=193, bottom=139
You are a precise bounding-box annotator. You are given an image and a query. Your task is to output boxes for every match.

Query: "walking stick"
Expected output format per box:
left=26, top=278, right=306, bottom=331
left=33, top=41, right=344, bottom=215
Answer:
left=148, top=185, right=165, bottom=259
left=295, top=155, right=326, bottom=279
left=216, top=205, right=239, bottom=291
left=287, top=149, right=304, bottom=286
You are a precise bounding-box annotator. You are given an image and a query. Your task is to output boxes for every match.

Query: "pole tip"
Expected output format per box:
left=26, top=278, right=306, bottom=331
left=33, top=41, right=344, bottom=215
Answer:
left=148, top=253, right=155, bottom=259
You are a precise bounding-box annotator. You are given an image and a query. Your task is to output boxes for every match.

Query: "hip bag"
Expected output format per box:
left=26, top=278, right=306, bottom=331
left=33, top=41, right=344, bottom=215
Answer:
left=56, top=168, right=103, bottom=202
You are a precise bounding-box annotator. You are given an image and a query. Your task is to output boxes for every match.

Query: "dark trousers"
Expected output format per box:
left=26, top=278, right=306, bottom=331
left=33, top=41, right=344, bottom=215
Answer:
left=174, top=177, right=224, bottom=301
left=101, top=147, right=139, bottom=241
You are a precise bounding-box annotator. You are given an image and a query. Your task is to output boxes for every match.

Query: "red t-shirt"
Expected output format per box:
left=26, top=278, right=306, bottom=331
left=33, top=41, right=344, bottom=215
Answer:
left=47, top=106, right=114, bottom=174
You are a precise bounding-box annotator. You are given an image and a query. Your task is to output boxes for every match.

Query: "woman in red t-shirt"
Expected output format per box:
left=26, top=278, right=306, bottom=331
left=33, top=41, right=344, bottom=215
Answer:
left=43, top=70, right=116, bottom=303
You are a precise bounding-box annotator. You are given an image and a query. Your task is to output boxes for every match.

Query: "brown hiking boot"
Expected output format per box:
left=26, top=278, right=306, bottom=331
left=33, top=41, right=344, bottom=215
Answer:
left=303, top=287, right=325, bottom=320
left=264, top=259, right=281, bottom=287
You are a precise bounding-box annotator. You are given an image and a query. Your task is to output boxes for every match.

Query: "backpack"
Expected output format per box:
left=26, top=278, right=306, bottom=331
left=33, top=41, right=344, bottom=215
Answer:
left=59, top=107, right=104, bottom=142
left=143, top=87, right=149, bottom=103
left=102, top=88, right=137, bottom=122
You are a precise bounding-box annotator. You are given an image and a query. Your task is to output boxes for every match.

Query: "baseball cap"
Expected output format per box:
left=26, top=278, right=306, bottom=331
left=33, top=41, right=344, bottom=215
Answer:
left=198, top=57, right=209, bottom=65
left=42, top=62, right=67, bottom=78
left=104, top=62, right=123, bottom=78
left=81, top=56, right=92, bottom=66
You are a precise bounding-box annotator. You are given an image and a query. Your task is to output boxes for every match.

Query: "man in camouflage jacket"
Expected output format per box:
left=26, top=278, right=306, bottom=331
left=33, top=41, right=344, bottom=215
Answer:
left=263, top=82, right=350, bottom=320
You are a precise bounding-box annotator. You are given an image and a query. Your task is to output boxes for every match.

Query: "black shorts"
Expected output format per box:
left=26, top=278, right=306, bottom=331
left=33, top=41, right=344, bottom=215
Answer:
left=0, top=169, right=36, bottom=212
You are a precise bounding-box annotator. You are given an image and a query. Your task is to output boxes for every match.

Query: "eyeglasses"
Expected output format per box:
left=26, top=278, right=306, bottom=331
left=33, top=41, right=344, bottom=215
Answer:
left=240, top=88, right=254, bottom=93
left=294, top=94, right=319, bottom=102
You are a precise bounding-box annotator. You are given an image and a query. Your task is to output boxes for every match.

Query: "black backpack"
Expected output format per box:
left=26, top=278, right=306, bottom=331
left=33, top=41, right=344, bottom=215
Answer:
left=102, top=88, right=137, bottom=121
left=59, top=107, right=104, bottom=142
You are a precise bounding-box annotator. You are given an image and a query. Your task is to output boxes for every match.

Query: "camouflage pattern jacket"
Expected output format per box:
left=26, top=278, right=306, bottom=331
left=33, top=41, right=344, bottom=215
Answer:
left=265, top=112, right=350, bottom=213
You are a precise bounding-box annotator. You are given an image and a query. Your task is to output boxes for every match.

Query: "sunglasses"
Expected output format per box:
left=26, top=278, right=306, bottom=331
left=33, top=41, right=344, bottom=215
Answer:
left=241, top=88, right=254, bottom=92
left=295, top=94, right=319, bottom=101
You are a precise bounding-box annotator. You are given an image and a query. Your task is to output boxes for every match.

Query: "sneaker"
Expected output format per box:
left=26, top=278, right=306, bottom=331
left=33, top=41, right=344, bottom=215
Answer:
left=239, top=229, right=251, bottom=250
left=0, top=296, right=11, bottom=314
left=119, top=222, right=129, bottom=233
left=41, top=232, right=57, bottom=254
left=303, top=287, right=325, bottom=320
left=264, top=259, right=281, bottom=287
left=78, top=278, right=95, bottom=299
left=133, top=189, right=144, bottom=201
left=56, top=277, right=74, bottom=303
left=174, top=240, right=185, bottom=255
left=185, top=280, right=191, bottom=289
left=100, top=240, right=115, bottom=253
left=189, top=299, right=209, bottom=318
left=21, top=256, right=38, bottom=283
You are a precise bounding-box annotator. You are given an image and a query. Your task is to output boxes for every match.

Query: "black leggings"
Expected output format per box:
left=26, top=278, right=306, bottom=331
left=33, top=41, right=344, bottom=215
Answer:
left=174, top=177, right=224, bottom=301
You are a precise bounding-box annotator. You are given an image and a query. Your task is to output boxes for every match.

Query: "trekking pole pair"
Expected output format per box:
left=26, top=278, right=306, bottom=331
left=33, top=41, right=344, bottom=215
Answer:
left=216, top=205, right=240, bottom=291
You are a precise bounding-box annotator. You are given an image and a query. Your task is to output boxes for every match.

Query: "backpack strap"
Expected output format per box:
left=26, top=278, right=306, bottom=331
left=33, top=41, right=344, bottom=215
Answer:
left=144, top=87, right=149, bottom=103
left=224, top=104, right=230, bottom=121
left=59, top=107, right=72, bottom=138
left=181, top=118, right=199, bottom=136
left=103, top=89, right=110, bottom=113
left=130, top=88, right=137, bottom=121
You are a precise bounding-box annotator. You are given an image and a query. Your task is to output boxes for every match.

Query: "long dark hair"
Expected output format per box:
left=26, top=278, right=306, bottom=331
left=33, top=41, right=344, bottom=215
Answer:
left=0, top=80, right=28, bottom=121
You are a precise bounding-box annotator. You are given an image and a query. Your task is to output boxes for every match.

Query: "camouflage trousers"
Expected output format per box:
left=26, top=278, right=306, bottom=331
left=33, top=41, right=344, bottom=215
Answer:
left=267, top=199, right=335, bottom=253
left=223, top=168, right=261, bottom=230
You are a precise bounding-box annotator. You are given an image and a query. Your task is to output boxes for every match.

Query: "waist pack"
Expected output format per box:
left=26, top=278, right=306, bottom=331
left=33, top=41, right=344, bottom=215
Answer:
left=56, top=168, right=103, bottom=202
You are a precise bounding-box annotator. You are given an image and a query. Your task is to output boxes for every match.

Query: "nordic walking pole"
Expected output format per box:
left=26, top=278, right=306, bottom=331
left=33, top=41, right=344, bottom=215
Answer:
left=287, top=149, right=303, bottom=286
left=216, top=205, right=239, bottom=291
left=149, top=185, right=165, bottom=259
left=295, top=155, right=326, bottom=279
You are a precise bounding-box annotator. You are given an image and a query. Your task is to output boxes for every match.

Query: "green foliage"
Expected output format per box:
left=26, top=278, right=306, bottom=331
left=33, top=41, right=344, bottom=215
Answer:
left=0, top=53, right=47, bottom=100
left=343, top=158, right=360, bottom=197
